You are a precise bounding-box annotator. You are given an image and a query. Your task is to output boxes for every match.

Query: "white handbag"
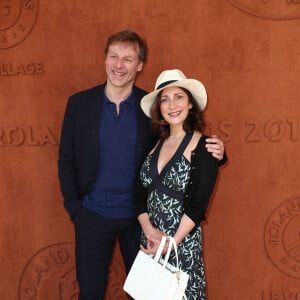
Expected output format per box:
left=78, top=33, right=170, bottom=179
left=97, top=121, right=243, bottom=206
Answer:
left=123, top=236, right=189, bottom=300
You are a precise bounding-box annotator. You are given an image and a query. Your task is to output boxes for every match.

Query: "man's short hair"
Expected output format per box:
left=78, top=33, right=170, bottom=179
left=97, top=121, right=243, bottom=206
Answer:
left=104, top=30, right=148, bottom=62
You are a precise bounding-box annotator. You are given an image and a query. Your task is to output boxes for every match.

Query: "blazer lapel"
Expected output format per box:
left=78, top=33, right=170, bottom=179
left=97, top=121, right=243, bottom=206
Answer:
left=87, top=85, right=105, bottom=159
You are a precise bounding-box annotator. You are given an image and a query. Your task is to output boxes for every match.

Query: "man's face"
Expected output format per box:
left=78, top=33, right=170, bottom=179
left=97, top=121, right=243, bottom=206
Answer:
left=105, top=42, right=143, bottom=89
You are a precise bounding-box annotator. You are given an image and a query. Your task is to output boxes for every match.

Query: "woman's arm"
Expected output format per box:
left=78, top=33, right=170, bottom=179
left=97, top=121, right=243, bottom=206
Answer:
left=173, top=214, right=196, bottom=246
left=137, top=212, right=166, bottom=254
left=142, top=214, right=196, bottom=254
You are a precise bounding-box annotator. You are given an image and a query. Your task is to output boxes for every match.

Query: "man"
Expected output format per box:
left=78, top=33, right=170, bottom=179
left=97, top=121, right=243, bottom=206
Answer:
left=58, top=30, right=226, bottom=300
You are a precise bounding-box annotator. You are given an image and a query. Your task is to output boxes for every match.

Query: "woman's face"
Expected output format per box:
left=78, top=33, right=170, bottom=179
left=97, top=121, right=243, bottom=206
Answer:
left=159, top=86, right=192, bottom=126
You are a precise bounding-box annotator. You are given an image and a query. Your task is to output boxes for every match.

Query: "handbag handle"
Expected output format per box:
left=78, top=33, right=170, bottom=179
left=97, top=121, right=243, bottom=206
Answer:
left=153, top=236, right=167, bottom=263
left=153, top=236, right=179, bottom=271
left=152, top=237, right=187, bottom=300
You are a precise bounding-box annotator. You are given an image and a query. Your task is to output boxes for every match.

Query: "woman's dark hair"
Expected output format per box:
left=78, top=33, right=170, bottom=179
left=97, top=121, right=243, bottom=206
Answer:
left=104, top=30, right=148, bottom=62
left=150, top=87, right=206, bottom=139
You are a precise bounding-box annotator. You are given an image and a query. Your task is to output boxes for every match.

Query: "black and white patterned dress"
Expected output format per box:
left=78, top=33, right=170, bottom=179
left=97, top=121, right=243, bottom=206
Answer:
left=139, top=133, right=206, bottom=300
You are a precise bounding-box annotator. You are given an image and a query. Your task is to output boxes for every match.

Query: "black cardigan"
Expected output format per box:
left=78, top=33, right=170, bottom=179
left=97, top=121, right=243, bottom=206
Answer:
left=134, top=134, right=221, bottom=225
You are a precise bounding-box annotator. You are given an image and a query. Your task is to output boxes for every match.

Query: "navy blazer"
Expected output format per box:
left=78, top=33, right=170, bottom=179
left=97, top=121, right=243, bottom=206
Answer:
left=58, top=84, right=156, bottom=219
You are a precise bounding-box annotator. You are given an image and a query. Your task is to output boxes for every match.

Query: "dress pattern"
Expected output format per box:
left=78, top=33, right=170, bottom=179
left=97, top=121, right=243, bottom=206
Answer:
left=139, top=134, right=206, bottom=300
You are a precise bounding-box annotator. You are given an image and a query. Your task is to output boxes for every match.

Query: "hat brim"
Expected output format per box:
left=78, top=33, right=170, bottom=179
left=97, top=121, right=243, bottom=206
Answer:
left=141, top=79, right=207, bottom=118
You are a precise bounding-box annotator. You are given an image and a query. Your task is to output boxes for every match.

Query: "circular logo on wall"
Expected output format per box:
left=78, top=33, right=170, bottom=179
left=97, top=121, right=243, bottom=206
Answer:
left=264, top=196, right=300, bottom=279
left=0, top=0, right=39, bottom=49
left=226, top=0, right=300, bottom=20
left=18, top=243, right=79, bottom=300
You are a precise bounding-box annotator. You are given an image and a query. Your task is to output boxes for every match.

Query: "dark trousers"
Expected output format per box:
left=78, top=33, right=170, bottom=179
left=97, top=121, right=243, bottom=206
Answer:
left=74, top=207, right=141, bottom=300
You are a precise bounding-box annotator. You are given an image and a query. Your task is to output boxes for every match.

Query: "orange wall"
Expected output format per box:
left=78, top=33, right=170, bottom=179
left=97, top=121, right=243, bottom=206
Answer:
left=1, top=1, right=300, bottom=299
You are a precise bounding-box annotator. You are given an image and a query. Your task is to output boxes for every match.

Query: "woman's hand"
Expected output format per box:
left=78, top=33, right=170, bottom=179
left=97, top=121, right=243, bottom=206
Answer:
left=137, top=212, right=169, bottom=255
left=140, top=230, right=168, bottom=255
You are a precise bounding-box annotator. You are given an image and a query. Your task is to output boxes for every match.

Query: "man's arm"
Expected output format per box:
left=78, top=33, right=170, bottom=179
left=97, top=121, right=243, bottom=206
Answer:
left=58, top=96, right=81, bottom=219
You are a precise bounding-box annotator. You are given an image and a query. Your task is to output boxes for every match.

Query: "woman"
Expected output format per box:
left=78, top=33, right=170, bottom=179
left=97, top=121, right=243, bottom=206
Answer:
left=134, top=69, right=224, bottom=299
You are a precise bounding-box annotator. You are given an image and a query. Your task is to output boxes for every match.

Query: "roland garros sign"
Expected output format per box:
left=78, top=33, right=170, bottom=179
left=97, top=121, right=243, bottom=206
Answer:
left=226, top=0, right=300, bottom=20
left=264, top=196, right=300, bottom=279
left=0, top=0, right=39, bottom=49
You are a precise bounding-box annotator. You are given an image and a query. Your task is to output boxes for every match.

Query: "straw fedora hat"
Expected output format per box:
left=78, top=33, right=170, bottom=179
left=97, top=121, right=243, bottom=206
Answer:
left=141, top=69, right=207, bottom=117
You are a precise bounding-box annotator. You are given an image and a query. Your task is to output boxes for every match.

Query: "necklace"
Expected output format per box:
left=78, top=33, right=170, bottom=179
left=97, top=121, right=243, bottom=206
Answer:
left=164, top=133, right=186, bottom=149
